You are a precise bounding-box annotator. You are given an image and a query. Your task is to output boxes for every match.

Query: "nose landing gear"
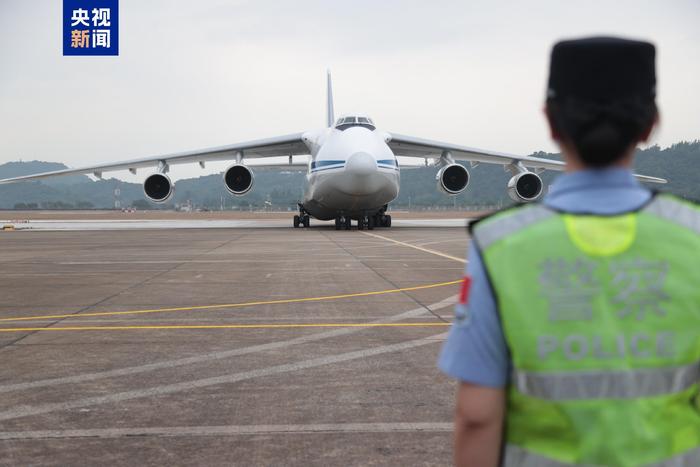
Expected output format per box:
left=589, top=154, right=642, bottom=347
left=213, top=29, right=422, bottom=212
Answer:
left=328, top=206, right=395, bottom=231
left=334, top=213, right=390, bottom=230
left=357, top=214, right=375, bottom=230
left=335, top=214, right=352, bottom=230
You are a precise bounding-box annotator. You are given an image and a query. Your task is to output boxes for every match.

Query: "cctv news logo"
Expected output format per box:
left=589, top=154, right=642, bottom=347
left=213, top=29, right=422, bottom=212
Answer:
left=63, top=0, right=118, bottom=56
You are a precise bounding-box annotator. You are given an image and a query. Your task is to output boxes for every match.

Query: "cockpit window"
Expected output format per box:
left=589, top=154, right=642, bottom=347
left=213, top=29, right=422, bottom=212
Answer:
left=335, top=116, right=376, bottom=131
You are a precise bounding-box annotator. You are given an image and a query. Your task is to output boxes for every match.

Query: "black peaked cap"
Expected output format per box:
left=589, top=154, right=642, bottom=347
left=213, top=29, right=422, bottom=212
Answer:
left=547, top=36, right=656, bottom=102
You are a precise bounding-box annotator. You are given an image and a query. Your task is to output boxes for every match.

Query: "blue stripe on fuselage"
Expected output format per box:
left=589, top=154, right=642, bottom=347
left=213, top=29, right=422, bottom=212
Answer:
left=311, top=160, right=345, bottom=170
left=311, top=165, right=345, bottom=173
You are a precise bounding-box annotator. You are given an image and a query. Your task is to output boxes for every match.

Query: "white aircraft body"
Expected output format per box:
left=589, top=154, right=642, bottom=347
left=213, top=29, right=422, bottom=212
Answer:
left=0, top=73, right=666, bottom=230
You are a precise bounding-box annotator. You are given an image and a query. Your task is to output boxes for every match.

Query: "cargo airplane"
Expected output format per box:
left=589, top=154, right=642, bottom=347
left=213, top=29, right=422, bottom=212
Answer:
left=0, top=73, right=666, bottom=230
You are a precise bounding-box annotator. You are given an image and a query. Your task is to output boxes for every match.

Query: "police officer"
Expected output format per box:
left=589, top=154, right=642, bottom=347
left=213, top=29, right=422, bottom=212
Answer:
left=438, top=37, right=700, bottom=467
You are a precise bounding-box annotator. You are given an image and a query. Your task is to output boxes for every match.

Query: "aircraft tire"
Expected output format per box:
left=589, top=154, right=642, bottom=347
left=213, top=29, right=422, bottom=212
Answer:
left=335, top=217, right=341, bottom=230
left=345, top=217, right=352, bottom=230
left=367, top=216, right=375, bottom=230
left=385, top=215, right=391, bottom=228
left=293, top=215, right=300, bottom=228
left=303, top=215, right=310, bottom=228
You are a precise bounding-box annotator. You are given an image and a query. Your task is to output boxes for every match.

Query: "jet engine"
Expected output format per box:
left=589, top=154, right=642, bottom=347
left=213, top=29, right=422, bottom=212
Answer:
left=507, top=172, right=543, bottom=202
left=224, top=164, right=254, bottom=195
left=143, top=173, right=174, bottom=203
left=436, top=164, right=470, bottom=195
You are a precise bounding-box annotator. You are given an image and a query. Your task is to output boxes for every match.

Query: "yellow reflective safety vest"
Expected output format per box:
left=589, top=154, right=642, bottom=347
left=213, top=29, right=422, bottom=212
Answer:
left=471, top=193, right=700, bottom=467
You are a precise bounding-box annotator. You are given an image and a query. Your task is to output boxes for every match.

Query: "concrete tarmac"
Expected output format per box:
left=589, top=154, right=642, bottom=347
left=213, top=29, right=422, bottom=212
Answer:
left=0, top=222, right=469, bottom=466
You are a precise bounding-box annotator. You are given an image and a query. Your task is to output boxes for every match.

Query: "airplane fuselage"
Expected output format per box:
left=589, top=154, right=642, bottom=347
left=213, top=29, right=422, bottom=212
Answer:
left=300, top=125, right=400, bottom=221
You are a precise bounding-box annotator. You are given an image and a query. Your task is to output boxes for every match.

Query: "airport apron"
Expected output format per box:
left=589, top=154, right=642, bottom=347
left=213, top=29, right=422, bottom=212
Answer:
left=471, top=193, right=700, bottom=466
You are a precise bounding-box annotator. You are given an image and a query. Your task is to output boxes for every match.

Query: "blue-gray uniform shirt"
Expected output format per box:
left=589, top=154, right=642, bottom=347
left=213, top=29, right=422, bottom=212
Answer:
left=438, top=168, right=653, bottom=387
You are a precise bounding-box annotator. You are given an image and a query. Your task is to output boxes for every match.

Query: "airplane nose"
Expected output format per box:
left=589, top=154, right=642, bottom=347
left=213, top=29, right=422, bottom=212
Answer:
left=345, top=152, right=377, bottom=176
left=335, top=151, right=384, bottom=196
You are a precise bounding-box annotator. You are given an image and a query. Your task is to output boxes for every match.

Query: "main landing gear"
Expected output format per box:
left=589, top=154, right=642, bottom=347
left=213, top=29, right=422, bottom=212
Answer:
left=293, top=215, right=310, bottom=228
left=376, top=213, right=392, bottom=228
left=293, top=204, right=310, bottom=228
left=370, top=205, right=392, bottom=228
left=366, top=213, right=391, bottom=228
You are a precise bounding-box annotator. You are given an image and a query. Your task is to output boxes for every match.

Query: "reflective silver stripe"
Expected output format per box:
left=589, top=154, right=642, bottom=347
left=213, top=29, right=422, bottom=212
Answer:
left=644, top=195, right=700, bottom=234
left=504, top=444, right=700, bottom=467
left=472, top=205, right=555, bottom=250
left=646, top=446, right=700, bottom=467
left=503, top=444, right=599, bottom=466
left=513, top=360, right=700, bottom=401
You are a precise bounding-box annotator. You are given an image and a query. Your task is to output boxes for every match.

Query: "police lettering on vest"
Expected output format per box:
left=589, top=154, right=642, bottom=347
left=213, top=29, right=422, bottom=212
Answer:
left=537, top=331, right=674, bottom=361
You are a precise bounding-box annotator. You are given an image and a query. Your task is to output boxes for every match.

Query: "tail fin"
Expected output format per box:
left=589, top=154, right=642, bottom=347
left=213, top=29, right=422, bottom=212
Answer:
left=326, top=70, right=335, bottom=128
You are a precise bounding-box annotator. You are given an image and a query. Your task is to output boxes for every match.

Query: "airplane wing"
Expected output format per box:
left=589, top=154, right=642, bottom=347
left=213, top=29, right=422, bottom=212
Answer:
left=244, top=156, right=309, bottom=169
left=388, top=133, right=667, bottom=184
left=0, top=133, right=309, bottom=184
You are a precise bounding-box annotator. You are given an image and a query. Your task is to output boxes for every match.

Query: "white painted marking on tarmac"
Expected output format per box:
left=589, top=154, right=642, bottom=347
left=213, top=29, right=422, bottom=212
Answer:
left=5, top=218, right=468, bottom=231
left=54, top=259, right=445, bottom=265
left=0, top=332, right=447, bottom=421
left=0, top=295, right=457, bottom=394
left=360, top=232, right=467, bottom=264
left=393, top=219, right=467, bottom=228
left=415, top=239, right=465, bottom=248
left=0, top=422, right=452, bottom=440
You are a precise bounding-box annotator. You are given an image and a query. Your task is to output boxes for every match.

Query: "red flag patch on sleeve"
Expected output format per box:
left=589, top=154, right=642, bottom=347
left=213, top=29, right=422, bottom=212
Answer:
left=459, top=276, right=472, bottom=305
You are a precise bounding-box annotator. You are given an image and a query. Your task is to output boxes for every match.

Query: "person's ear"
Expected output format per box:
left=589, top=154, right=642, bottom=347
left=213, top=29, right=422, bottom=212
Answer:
left=544, top=105, right=561, bottom=141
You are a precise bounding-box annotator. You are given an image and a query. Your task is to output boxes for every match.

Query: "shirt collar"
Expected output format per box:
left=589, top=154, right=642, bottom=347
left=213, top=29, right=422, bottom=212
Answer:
left=546, top=167, right=642, bottom=199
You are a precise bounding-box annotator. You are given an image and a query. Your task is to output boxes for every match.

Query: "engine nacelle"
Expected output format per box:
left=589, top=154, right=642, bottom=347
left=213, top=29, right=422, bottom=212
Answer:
left=436, top=164, right=470, bottom=195
left=143, top=173, right=174, bottom=203
left=224, top=164, right=254, bottom=195
left=507, top=172, right=543, bottom=202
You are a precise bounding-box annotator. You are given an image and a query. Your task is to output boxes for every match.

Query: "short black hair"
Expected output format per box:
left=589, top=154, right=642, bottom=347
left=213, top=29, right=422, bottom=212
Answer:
left=547, top=97, right=657, bottom=167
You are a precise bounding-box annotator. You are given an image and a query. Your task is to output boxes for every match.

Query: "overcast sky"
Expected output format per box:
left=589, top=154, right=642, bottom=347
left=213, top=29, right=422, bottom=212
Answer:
left=1, top=0, right=698, bottom=182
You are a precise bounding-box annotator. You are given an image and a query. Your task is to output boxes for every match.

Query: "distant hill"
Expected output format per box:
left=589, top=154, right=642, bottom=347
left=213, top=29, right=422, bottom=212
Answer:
left=0, top=140, right=698, bottom=209
left=633, top=141, right=700, bottom=202
left=0, top=161, right=91, bottom=186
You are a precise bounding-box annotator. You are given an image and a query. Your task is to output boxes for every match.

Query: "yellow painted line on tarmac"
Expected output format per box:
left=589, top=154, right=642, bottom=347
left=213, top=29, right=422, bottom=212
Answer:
left=0, top=322, right=451, bottom=333
left=360, top=231, right=466, bottom=264
left=0, top=279, right=461, bottom=323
